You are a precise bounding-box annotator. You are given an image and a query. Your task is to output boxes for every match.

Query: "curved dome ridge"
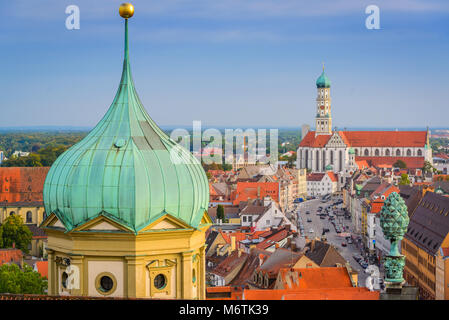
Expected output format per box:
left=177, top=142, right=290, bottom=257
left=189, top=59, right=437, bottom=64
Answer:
left=43, top=19, right=209, bottom=233
left=316, top=70, right=331, bottom=88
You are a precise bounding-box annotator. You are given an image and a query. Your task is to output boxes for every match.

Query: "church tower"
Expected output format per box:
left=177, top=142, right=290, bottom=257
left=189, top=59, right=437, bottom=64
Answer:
left=315, top=65, right=332, bottom=136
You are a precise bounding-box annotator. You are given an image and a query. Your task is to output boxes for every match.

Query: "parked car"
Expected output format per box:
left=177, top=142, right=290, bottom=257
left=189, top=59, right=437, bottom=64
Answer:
left=309, top=228, right=314, bottom=233
left=360, top=261, right=368, bottom=269
left=323, top=228, right=330, bottom=233
left=306, top=211, right=310, bottom=215
left=353, top=255, right=362, bottom=262
left=347, top=239, right=353, bottom=244
left=341, top=242, right=347, bottom=247
left=307, top=218, right=312, bottom=223
left=320, top=215, right=325, bottom=220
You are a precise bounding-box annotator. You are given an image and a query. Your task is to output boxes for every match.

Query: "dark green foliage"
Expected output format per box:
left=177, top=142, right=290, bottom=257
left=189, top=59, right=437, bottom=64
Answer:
left=393, top=160, right=407, bottom=169
left=0, top=215, right=33, bottom=254
left=217, top=205, right=225, bottom=221
left=0, top=132, right=86, bottom=167
left=0, top=264, right=47, bottom=294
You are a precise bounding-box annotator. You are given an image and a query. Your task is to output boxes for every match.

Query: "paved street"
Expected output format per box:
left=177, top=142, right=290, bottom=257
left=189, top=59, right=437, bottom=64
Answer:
left=295, top=198, right=369, bottom=287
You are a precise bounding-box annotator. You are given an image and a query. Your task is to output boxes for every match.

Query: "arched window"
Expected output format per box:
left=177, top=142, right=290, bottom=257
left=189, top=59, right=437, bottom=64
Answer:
left=316, top=150, right=320, bottom=171
left=407, top=149, right=411, bottom=156
left=364, top=149, right=369, bottom=156
left=396, top=149, right=401, bottom=156
left=339, top=150, right=343, bottom=172
left=417, top=149, right=422, bottom=156
left=355, top=149, right=358, bottom=156
left=26, top=211, right=32, bottom=223
left=322, top=150, right=326, bottom=171
left=299, top=150, right=302, bottom=168
left=385, top=149, right=390, bottom=156
left=330, top=150, right=334, bottom=165
left=305, top=150, right=309, bottom=168
left=375, top=149, right=380, bottom=156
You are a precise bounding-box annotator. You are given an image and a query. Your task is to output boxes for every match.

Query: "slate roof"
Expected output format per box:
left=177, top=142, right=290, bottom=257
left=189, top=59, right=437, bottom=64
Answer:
left=26, top=224, right=47, bottom=239
left=405, top=192, right=449, bottom=255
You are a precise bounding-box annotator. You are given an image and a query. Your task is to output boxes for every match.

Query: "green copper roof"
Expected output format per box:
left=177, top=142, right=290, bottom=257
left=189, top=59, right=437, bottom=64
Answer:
left=43, top=19, right=209, bottom=233
left=348, top=148, right=355, bottom=155
left=316, top=71, right=331, bottom=88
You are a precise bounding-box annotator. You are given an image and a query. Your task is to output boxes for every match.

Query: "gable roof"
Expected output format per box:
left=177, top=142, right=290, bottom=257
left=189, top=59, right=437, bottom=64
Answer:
left=305, top=240, right=347, bottom=267
left=299, top=131, right=332, bottom=148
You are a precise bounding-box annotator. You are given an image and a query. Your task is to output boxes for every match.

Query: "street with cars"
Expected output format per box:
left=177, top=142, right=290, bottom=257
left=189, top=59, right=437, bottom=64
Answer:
left=295, top=196, right=375, bottom=287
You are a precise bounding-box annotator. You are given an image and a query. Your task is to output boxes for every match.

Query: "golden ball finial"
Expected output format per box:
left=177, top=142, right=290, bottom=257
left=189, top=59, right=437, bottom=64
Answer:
left=119, top=3, right=134, bottom=19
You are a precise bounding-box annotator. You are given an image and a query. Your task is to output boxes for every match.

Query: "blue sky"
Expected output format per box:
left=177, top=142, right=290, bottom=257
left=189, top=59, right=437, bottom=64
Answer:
left=1, top=0, right=449, bottom=129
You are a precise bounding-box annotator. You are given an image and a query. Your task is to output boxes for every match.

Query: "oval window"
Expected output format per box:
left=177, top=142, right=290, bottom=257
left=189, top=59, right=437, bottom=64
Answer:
left=99, top=275, right=114, bottom=292
left=154, top=274, right=167, bottom=289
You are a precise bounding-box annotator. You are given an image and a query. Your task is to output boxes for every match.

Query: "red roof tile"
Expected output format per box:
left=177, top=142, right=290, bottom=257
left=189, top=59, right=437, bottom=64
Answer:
left=340, top=131, right=427, bottom=147
left=299, top=132, right=332, bottom=148
left=355, top=156, right=425, bottom=169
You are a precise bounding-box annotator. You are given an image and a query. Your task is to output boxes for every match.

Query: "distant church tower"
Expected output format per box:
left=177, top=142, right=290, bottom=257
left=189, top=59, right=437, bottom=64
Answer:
left=315, top=65, right=332, bottom=136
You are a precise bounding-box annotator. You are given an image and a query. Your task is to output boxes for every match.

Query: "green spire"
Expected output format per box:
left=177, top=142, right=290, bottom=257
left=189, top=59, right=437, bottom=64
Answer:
left=43, top=14, right=209, bottom=233
left=316, top=67, right=331, bottom=88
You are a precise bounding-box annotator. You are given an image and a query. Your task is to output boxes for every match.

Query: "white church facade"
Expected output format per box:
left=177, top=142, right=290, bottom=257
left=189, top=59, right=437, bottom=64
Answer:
left=296, top=68, right=432, bottom=177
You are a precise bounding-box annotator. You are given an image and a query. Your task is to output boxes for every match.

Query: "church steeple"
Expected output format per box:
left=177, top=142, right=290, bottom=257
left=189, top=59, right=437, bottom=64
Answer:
left=315, top=66, right=332, bottom=136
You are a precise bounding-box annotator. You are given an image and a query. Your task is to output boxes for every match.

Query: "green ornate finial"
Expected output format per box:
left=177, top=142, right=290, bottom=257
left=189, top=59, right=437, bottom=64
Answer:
left=380, top=192, right=409, bottom=284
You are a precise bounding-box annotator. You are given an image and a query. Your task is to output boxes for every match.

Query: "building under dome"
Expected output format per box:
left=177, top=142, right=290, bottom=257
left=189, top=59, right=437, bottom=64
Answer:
left=41, top=3, right=211, bottom=299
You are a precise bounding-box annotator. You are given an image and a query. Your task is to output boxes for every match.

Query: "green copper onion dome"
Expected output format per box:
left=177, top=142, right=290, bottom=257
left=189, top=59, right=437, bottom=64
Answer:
left=348, top=148, right=355, bottom=155
left=43, top=17, right=209, bottom=233
left=316, top=70, right=331, bottom=88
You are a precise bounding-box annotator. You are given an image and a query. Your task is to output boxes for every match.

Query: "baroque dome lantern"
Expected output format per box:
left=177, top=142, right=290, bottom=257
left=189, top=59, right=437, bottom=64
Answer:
left=43, top=9, right=209, bottom=233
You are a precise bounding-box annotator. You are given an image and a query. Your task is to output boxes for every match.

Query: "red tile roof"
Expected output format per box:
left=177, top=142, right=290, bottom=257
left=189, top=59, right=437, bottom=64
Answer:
left=34, top=261, right=48, bottom=279
left=327, top=171, right=338, bottom=182
left=232, top=182, right=279, bottom=205
left=340, top=131, right=427, bottom=147
left=277, top=267, right=353, bottom=290
left=299, top=131, right=427, bottom=148
left=299, top=132, right=332, bottom=148
left=0, top=167, right=50, bottom=203
left=0, top=248, right=22, bottom=266
left=355, top=156, right=425, bottom=169
left=307, top=173, right=325, bottom=181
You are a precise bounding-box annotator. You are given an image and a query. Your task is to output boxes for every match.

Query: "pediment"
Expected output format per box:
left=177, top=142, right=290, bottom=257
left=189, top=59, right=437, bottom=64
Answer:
left=41, top=213, right=66, bottom=230
left=139, top=213, right=192, bottom=232
left=73, top=215, right=132, bottom=233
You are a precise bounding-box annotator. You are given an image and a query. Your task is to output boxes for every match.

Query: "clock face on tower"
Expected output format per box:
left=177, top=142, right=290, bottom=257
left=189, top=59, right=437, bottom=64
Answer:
left=320, top=106, right=325, bottom=110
